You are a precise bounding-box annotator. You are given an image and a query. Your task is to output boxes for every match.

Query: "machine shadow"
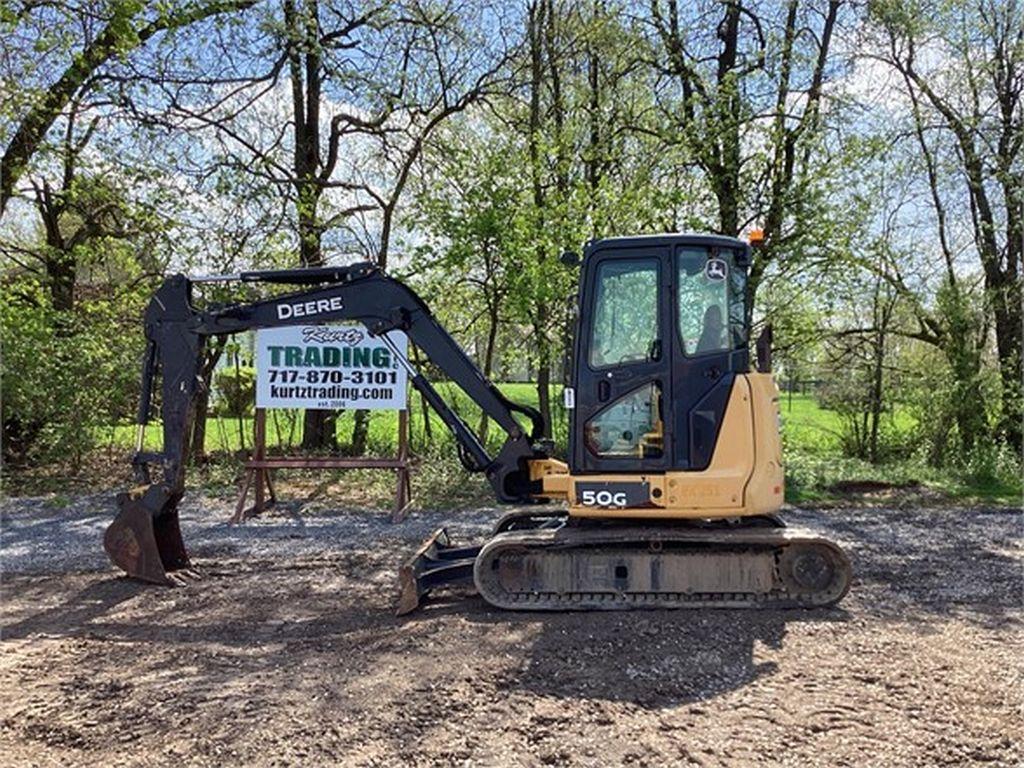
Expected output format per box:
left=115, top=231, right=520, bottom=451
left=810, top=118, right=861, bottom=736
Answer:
left=418, top=595, right=850, bottom=707
left=1, top=577, right=147, bottom=642
left=1, top=568, right=848, bottom=713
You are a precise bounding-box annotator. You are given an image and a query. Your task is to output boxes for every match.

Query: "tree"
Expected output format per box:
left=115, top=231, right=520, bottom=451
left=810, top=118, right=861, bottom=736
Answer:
left=832, top=135, right=991, bottom=456
left=409, top=122, right=530, bottom=442
left=871, top=0, right=1023, bottom=450
left=509, top=0, right=662, bottom=433
left=124, top=0, right=512, bottom=450
left=0, top=0, right=258, bottom=215
left=644, top=0, right=847, bottom=313
left=0, top=158, right=166, bottom=464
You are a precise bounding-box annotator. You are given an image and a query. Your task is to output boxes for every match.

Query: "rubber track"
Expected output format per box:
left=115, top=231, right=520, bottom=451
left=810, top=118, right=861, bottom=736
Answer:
left=473, top=525, right=851, bottom=611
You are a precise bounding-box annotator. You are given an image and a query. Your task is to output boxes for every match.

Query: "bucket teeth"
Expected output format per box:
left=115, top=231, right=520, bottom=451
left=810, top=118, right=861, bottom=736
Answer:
left=104, top=485, right=190, bottom=585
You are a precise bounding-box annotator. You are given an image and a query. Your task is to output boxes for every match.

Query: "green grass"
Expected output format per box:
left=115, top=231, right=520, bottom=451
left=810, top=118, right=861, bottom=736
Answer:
left=778, top=394, right=1019, bottom=505
left=107, top=387, right=833, bottom=456
left=91, top=387, right=1020, bottom=507
left=97, top=381, right=565, bottom=457
left=778, top=391, right=845, bottom=455
left=778, top=392, right=918, bottom=456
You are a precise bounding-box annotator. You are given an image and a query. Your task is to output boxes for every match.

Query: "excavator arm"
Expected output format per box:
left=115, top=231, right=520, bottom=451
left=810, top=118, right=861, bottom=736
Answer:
left=105, top=262, right=550, bottom=585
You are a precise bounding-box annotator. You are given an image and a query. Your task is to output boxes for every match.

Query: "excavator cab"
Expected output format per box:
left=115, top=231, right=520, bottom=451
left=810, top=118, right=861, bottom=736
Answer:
left=570, top=235, right=750, bottom=477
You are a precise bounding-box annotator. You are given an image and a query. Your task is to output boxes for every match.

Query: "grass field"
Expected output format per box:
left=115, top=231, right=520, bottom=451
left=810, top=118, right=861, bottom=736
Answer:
left=94, top=386, right=1020, bottom=506
left=101, top=382, right=562, bottom=456
left=105, top=386, right=845, bottom=454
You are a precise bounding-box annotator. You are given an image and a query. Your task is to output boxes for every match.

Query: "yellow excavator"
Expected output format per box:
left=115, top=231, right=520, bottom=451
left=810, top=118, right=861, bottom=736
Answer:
left=105, top=233, right=851, bottom=612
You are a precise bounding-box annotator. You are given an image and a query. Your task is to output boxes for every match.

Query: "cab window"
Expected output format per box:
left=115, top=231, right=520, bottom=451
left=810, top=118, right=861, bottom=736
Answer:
left=589, top=259, right=660, bottom=369
left=678, top=249, right=732, bottom=356
left=584, top=382, right=663, bottom=458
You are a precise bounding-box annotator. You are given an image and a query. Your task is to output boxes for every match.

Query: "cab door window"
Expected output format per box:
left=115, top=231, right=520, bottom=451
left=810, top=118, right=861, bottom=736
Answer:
left=584, top=382, right=663, bottom=458
left=588, top=259, right=660, bottom=369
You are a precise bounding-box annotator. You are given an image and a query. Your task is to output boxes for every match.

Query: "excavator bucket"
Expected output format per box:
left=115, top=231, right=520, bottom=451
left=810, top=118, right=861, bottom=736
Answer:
left=104, top=484, right=191, bottom=586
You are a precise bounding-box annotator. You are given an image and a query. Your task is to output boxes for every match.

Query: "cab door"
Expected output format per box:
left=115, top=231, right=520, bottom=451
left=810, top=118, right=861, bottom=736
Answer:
left=668, top=245, right=749, bottom=470
left=570, top=246, right=671, bottom=474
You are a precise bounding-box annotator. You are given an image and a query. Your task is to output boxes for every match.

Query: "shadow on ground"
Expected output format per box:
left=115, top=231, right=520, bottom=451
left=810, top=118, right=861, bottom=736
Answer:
left=1, top=561, right=849, bottom=710
left=420, top=595, right=851, bottom=707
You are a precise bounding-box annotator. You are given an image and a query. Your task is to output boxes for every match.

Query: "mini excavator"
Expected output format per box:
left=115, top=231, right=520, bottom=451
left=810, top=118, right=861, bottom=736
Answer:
left=105, top=233, right=851, bottom=612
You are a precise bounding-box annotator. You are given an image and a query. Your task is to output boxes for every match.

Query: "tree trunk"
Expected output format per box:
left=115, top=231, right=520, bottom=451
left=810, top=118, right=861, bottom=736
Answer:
left=189, top=337, right=226, bottom=464
left=536, top=340, right=552, bottom=439
left=410, top=344, right=432, bottom=447
left=868, top=329, right=884, bottom=464
left=527, top=2, right=552, bottom=438
left=46, top=253, right=76, bottom=313
left=943, top=334, right=986, bottom=453
left=302, top=410, right=336, bottom=452
left=713, top=0, right=741, bottom=237
left=992, top=278, right=1022, bottom=451
left=190, top=388, right=211, bottom=463
left=585, top=34, right=600, bottom=200
left=476, top=300, right=501, bottom=443
left=288, top=0, right=336, bottom=452
left=350, top=410, right=370, bottom=455
left=35, top=181, right=76, bottom=315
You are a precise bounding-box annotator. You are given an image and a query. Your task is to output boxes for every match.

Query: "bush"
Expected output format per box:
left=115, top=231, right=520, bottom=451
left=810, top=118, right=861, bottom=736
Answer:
left=212, top=365, right=256, bottom=417
left=1, top=275, right=148, bottom=466
left=817, top=383, right=912, bottom=463
left=958, top=439, right=1022, bottom=491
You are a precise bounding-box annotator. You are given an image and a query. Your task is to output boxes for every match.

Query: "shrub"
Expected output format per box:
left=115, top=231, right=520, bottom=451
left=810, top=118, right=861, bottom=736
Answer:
left=212, top=365, right=256, bottom=417
left=1, top=275, right=148, bottom=466
left=958, top=439, right=1022, bottom=491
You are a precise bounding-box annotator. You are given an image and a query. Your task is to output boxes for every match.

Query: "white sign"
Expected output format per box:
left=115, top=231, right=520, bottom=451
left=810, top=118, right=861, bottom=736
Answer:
left=255, top=325, right=408, bottom=410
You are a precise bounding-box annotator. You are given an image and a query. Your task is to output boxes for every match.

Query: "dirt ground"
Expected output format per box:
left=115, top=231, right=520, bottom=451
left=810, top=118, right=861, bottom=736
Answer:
left=1, top=493, right=1021, bottom=767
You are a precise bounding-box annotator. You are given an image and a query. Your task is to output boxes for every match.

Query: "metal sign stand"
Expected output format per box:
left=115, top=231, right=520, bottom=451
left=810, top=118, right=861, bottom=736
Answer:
left=232, top=408, right=412, bottom=524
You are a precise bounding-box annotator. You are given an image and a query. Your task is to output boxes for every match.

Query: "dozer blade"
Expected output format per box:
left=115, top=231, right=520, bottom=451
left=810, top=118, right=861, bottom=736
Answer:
left=104, top=484, right=191, bottom=586
left=395, top=528, right=479, bottom=615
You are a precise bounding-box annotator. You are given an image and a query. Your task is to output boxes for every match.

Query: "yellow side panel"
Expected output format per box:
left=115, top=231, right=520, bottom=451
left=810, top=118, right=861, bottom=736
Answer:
left=741, top=373, right=785, bottom=515
left=662, top=374, right=755, bottom=510
left=557, top=373, right=784, bottom=520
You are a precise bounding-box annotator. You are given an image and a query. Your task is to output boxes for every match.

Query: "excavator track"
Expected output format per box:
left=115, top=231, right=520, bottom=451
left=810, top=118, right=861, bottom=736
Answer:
left=472, top=520, right=851, bottom=611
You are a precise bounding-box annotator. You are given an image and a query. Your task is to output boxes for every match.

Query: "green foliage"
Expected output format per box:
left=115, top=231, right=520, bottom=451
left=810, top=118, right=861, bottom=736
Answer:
left=1, top=273, right=149, bottom=464
left=93, top=389, right=1018, bottom=506
left=957, top=440, right=1021, bottom=493
left=782, top=394, right=1020, bottom=505
left=1, top=0, right=1019, bottom=512
left=934, top=280, right=988, bottom=448
left=211, top=365, right=255, bottom=418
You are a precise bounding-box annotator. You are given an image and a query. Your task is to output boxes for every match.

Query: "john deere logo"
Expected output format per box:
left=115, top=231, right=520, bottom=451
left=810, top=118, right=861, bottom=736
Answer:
left=276, top=296, right=344, bottom=320
left=705, top=259, right=727, bottom=281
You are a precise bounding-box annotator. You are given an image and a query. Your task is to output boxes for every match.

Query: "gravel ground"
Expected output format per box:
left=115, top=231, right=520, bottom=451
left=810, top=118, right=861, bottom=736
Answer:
left=1, top=491, right=498, bottom=575
left=1, top=492, right=1021, bottom=767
